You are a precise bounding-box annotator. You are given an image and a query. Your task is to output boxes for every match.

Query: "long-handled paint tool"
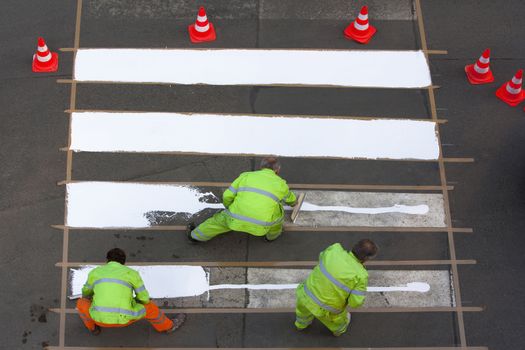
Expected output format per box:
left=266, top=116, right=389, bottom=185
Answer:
left=290, top=193, right=306, bottom=223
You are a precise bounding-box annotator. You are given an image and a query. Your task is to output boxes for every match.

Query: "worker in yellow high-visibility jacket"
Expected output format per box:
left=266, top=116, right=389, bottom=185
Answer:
left=295, top=240, right=378, bottom=336
left=188, top=157, right=297, bottom=242
left=76, top=248, right=186, bottom=335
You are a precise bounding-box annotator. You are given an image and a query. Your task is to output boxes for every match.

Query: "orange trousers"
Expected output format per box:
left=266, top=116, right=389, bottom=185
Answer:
left=76, top=298, right=174, bottom=332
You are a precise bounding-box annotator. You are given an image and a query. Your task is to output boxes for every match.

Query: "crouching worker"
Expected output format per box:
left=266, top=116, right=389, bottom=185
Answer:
left=76, top=248, right=186, bottom=335
left=295, top=239, right=378, bottom=336
left=188, top=157, right=296, bottom=242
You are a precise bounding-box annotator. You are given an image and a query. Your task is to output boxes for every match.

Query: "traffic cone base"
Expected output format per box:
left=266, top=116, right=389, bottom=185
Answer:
left=344, top=24, right=376, bottom=44
left=32, top=52, right=59, bottom=72
left=496, top=82, right=525, bottom=106
left=188, top=22, right=216, bottom=43
left=464, top=64, right=494, bottom=85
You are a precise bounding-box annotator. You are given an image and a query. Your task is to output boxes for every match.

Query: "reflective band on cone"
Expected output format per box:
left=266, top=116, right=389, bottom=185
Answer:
left=506, top=84, right=522, bottom=95
left=354, top=22, right=369, bottom=31
left=474, top=64, right=489, bottom=74
left=195, top=23, right=210, bottom=32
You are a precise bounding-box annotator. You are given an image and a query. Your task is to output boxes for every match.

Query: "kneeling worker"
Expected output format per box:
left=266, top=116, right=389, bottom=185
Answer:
left=295, top=239, right=378, bottom=336
left=188, top=157, right=296, bottom=242
left=76, top=248, right=186, bottom=335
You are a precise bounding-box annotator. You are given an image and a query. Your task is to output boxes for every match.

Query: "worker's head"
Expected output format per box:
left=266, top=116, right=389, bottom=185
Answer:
left=260, top=157, right=281, bottom=174
left=352, top=239, right=378, bottom=263
left=106, top=248, right=126, bottom=265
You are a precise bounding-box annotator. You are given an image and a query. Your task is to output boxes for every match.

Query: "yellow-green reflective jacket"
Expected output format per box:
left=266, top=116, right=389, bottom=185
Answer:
left=222, top=168, right=296, bottom=235
left=81, top=262, right=150, bottom=324
left=303, top=243, right=368, bottom=313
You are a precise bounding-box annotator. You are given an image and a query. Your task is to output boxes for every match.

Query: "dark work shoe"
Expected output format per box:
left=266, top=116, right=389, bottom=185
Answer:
left=165, top=313, right=186, bottom=334
left=90, top=325, right=101, bottom=335
left=186, top=223, right=201, bottom=243
left=264, top=234, right=281, bottom=242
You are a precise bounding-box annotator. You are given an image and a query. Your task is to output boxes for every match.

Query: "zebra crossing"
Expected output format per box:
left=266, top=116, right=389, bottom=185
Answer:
left=65, top=40, right=448, bottom=302
left=52, top=1, right=482, bottom=349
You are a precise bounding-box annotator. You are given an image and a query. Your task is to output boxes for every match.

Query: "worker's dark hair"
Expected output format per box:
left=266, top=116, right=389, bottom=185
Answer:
left=106, top=248, right=126, bottom=265
left=260, top=157, right=281, bottom=171
left=352, top=239, right=378, bottom=262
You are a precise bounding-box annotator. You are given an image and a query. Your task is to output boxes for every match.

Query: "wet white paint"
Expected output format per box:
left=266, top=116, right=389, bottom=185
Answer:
left=297, top=202, right=429, bottom=215
left=66, top=182, right=432, bottom=228
left=70, top=265, right=430, bottom=299
left=70, top=265, right=210, bottom=299
left=69, top=112, right=440, bottom=160
left=66, top=182, right=222, bottom=228
left=75, top=49, right=431, bottom=88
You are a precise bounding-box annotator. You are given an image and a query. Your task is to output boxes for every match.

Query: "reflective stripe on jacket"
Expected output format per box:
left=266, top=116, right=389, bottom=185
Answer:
left=303, top=243, right=368, bottom=313
left=222, top=168, right=296, bottom=235
left=81, top=262, right=150, bottom=324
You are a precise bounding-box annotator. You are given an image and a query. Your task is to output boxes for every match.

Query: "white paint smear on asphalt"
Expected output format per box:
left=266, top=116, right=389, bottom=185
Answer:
left=69, top=265, right=430, bottom=299
left=69, top=112, right=440, bottom=160
left=299, top=202, right=429, bottom=215
left=65, top=182, right=433, bottom=228
left=75, top=49, right=431, bottom=88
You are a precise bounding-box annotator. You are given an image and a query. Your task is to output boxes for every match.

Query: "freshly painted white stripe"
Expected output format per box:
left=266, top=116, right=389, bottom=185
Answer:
left=69, top=112, right=440, bottom=160
left=65, top=182, right=439, bottom=228
left=66, top=182, right=223, bottom=227
left=74, top=49, right=432, bottom=88
left=71, top=265, right=210, bottom=298
left=69, top=265, right=431, bottom=299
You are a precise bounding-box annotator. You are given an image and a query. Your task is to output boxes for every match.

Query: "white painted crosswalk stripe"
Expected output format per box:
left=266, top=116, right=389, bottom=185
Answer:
left=65, top=182, right=445, bottom=228
left=69, top=265, right=454, bottom=308
left=74, top=49, right=432, bottom=88
left=69, top=112, right=440, bottom=160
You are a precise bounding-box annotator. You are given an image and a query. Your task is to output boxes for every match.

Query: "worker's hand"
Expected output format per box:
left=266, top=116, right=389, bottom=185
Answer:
left=290, top=200, right=297, bottom=207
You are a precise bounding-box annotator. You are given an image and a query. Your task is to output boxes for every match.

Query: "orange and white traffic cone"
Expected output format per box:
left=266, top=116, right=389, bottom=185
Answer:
left=465, top=49, right=494, bottom=84
left=188, top=6, right=216, bottom=43
left=343, top=6, right=376, bottom=44
left=496, top=69, right=525, bottom=106
left=32, top=37, right=58, bottom=72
